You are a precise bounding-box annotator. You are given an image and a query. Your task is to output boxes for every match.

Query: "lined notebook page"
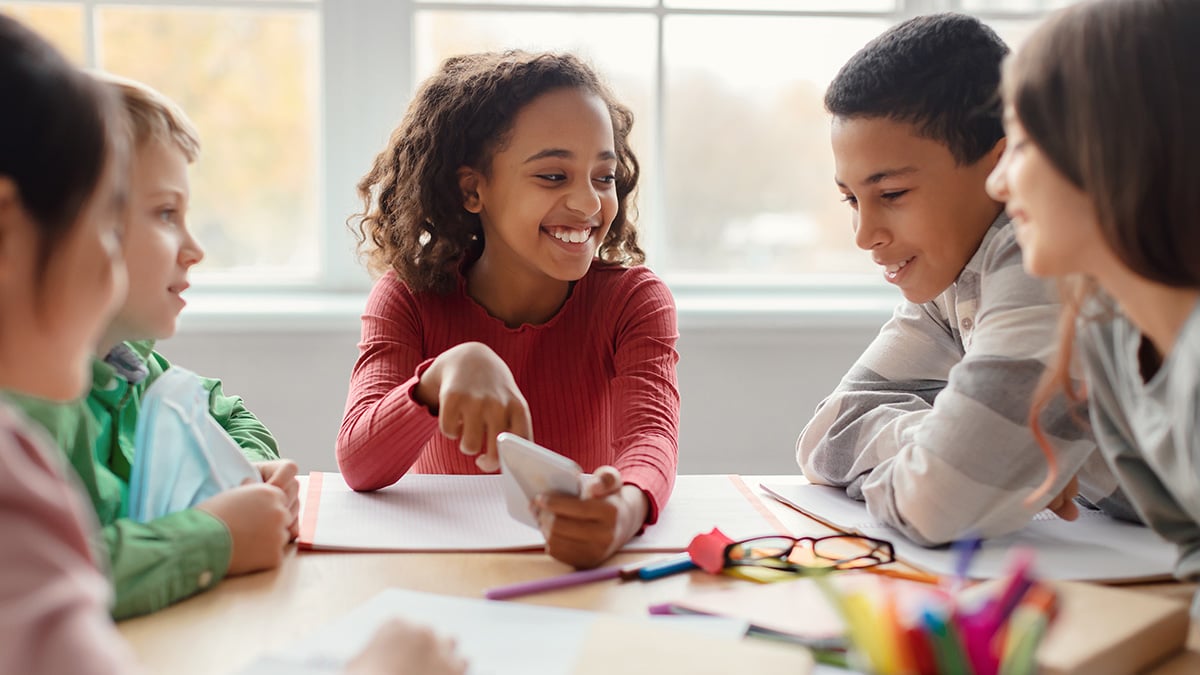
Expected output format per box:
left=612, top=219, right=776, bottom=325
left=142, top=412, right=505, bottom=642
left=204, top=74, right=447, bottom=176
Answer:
left=760, top=482, right=1177, bottom=582
left=301, top=473, right=544, bottom=551
left=633, top=475, right=790, bottom=551
left=300, top=473, right=789, bottom=552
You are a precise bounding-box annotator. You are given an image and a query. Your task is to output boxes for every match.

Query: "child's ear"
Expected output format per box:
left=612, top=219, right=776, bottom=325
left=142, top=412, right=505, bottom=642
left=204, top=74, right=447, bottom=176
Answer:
left=983, top=137, right=1007, bottom=170
left=0, top=177, right=22, bottom=262
left=456, top=166, right=483, bottom=214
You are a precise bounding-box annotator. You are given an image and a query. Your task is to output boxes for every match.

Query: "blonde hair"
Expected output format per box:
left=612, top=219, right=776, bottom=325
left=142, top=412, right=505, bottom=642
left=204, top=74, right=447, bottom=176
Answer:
left=96, top=72, right=200, bottom=162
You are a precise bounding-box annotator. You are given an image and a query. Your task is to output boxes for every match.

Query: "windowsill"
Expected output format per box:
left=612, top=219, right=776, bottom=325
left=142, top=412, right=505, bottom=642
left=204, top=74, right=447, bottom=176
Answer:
left=175, top=288, right=898, bottom=334
left=176, top=292, right=368, bottom=333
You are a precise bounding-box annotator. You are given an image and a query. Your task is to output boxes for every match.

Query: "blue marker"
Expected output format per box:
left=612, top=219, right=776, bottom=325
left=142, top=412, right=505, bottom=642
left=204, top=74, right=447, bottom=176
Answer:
left=634, top=553, right=697, bottom=581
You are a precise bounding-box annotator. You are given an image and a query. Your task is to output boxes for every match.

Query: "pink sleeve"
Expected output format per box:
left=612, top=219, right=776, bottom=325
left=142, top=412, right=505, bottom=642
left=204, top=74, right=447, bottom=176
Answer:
left=608, top=272, right=680, bottom=524
left=336, top=274, right=440, bottom=490
left=0, top=416, right=141, bottom=675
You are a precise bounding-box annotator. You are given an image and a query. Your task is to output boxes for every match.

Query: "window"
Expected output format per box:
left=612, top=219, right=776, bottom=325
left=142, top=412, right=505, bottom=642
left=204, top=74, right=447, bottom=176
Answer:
left=2, top=0, right=1066, bottom=302
left=4, top=0, right=319, bottom=287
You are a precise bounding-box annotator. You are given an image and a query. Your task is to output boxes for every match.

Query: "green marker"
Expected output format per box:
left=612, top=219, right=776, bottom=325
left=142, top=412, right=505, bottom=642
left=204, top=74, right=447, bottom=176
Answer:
left=921, top=607, right=972, bottom=675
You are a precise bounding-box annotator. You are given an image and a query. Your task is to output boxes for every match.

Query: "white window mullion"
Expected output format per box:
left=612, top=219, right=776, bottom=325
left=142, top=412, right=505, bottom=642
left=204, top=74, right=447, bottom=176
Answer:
left=646, top=0, right=667, bottom=270
left=321, top=0, right=414, bottom=291
left=83, top=0, right=96, bottom=67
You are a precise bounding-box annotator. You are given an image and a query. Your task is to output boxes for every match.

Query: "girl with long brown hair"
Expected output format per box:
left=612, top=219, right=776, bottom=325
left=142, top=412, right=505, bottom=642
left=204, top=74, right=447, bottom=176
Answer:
left=987, top=0, right=1200, bottom=611
left=337, top=51, right=679, bottom=569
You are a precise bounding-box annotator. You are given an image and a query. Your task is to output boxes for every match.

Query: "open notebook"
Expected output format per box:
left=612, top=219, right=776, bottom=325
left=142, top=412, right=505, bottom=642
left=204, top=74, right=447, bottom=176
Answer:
left=299, top=473, right=790, bottom=552
left=761, top=482, right=1177, bottom=582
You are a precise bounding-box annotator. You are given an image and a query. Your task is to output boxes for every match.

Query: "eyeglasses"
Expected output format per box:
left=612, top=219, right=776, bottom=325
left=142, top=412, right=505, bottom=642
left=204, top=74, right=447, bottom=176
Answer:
left=723, top=534, right=895, bottom=573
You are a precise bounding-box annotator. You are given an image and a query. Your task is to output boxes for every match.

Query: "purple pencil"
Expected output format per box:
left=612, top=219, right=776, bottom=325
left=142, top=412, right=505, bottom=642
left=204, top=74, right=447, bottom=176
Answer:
left=485, top=565, right=625, bottom=601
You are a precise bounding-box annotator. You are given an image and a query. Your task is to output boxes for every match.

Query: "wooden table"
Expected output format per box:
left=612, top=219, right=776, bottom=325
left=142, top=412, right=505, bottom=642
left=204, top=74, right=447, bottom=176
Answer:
left=116, top=474, right=846, bottom=673
left=116, top=548, right=1200, bottom=675
left=117, top=549, right=724, bottom=674
left=116, top=475, right=1200, bottom=675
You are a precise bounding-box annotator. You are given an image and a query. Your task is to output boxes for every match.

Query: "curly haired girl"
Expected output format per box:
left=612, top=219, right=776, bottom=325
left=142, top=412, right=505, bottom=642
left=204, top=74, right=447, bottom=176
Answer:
left=337, top=51, right=679, bottom=569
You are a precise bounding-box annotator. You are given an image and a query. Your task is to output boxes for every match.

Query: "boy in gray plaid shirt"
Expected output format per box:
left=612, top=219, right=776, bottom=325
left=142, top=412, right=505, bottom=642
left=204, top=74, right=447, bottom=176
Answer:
left=797, top=13, right=1130, bottom=546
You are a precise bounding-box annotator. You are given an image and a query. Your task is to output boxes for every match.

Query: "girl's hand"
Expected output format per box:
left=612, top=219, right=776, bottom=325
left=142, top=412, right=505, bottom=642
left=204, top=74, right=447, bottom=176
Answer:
left=535, top=466, right=650, bottom=568
left=344, top=618, right=467, bottom=675
left=414, top=342, right=533, bottom=473
left=255, top=459, right=300, bottom=539
left=196, top=481, right=291, bottom=575
left=1046, top=475, right=1080, bottom=521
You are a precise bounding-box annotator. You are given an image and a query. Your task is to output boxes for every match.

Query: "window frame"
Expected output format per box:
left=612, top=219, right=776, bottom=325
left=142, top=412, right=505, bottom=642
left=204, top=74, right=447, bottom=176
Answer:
left=18, top=0, right=1062, bottom=326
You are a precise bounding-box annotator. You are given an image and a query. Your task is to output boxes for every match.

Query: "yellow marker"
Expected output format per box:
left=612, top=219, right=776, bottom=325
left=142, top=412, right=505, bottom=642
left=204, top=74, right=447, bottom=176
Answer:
left=843, top=590, right=896, bottom=674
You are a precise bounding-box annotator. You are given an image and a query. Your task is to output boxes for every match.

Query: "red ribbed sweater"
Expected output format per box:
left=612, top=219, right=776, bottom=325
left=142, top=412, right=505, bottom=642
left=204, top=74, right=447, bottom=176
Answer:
left=336, top=261, right=679, bottom=522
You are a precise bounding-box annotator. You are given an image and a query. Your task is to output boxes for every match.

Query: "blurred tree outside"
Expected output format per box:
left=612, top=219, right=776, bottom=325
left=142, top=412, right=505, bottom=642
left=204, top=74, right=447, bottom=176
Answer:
left=0, top=2, right=320, bottom=280
left=0, top=3, right=84, bottom=62
left=98, top=7, right=320, bottom=278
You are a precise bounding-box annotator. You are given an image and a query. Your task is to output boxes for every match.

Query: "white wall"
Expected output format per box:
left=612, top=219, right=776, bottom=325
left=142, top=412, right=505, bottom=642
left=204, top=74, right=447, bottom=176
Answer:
left=159, top=313, right=884, bottom=476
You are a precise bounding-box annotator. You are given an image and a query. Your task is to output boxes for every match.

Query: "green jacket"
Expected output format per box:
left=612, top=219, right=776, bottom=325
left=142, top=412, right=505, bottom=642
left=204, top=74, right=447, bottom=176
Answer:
left=14, top=341, right=279, bottom=619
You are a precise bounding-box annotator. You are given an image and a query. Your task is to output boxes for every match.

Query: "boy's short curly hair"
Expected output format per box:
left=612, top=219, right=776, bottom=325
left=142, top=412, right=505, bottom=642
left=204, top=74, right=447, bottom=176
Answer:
left=353, top=50, right=643, bottom=294
left=824, top=12, right=1008, bottom=165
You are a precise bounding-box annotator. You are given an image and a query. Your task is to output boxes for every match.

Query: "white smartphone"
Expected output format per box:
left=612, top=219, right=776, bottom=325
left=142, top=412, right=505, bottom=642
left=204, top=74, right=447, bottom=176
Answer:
left=496, top=432, right=583, bottom=528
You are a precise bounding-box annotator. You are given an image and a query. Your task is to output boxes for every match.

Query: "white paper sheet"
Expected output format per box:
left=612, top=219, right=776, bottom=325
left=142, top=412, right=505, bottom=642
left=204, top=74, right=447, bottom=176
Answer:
left=241, top=588, right=750, bottom=675
left=760, top=482, right=1177, bottom=582
left=301, top=473, right=544, bottom=551
left=635, top=475, right=790, bottom=550
left=300, top=473, right=788, bottom=552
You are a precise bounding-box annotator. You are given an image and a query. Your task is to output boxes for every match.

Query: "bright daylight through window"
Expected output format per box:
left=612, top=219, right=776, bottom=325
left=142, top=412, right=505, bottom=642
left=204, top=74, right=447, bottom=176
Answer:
left=1, top=0, right=1072, bottom=298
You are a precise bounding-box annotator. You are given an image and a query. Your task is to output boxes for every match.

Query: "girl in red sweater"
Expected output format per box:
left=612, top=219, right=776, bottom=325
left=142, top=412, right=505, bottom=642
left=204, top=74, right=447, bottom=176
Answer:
left=338, top=51, right=680, bottom=568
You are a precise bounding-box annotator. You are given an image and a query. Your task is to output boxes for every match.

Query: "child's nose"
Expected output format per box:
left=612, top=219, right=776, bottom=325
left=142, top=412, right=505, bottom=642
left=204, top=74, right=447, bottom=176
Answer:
left=565, top=179, right=601, bottom=217
left=853, top=207, right=888, bottom=251
left=180, top=229, right=205, bottom=267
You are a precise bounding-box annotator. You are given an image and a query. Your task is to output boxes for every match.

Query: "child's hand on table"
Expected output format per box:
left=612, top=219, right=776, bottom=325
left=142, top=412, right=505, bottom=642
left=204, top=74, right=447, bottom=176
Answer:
left=536, top=466, right=650, bottom=569
left=1046, top=475, right=1080, bottom=521
left=255, top=459, right=300, bottom=539
left=196, top=481, right=292, bottom=575
left=344, top=618, right=467, bottom=675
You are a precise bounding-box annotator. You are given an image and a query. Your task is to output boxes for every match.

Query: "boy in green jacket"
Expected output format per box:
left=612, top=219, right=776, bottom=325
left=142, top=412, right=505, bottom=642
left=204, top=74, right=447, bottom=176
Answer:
left=16, top=75, right=297, bottom=619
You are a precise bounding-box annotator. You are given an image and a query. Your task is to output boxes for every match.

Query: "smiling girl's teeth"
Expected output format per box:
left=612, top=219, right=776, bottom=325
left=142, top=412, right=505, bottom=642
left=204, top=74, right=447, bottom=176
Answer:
left=886, top=257, right=912, bottom=274
left=550, top=228, right=590, bottom=243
